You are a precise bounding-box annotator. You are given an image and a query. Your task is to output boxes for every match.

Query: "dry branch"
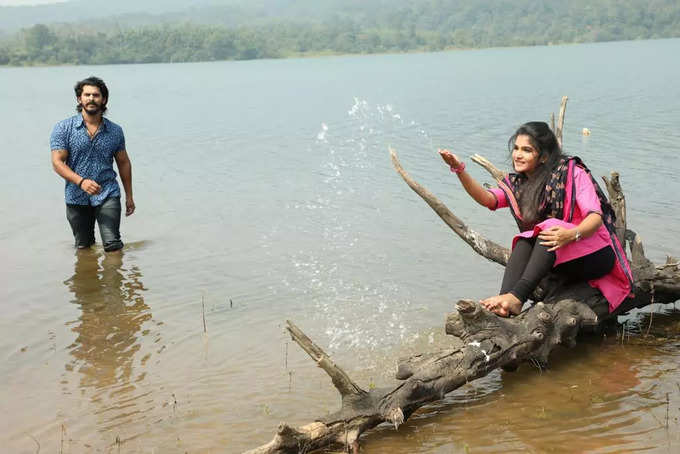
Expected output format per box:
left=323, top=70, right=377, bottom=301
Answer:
left=556, top=95, right=568, bottom=147
left=247, top=296, right=609, bottom=454
left=602, top=172, right=626, bottom=246
left=286, top=321, right=365, bottom=398
left=550, top=112, right=555, bottom=132
left=470, top=153, right=504, bottom=182
left=389, top=147, right=509, bottom=266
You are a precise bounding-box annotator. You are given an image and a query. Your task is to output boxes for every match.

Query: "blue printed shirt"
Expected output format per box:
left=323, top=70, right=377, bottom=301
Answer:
left=50, top=114, right=125, bottom=206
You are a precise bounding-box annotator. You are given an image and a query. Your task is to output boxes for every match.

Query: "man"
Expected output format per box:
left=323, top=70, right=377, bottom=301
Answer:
left=51, top=76, right=135, bottom=252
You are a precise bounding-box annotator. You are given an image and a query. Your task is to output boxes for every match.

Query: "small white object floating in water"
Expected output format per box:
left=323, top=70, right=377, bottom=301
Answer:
left=317, top=123, right=328, bottom=140
left=582, top=127, right=591, bottom=136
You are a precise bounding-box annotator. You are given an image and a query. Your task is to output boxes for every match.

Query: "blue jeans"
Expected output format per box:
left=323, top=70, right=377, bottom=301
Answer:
left=66, top=196, right=124, bottom=252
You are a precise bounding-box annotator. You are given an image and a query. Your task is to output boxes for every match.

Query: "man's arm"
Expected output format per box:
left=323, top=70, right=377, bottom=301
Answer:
left=51, top=149, right=101, bottom=195
left=114, top=149, right=135, bottom=216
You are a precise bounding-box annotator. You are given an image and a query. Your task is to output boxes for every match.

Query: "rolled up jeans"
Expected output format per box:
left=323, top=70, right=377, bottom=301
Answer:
left=66, top=196, right=124, bottom=252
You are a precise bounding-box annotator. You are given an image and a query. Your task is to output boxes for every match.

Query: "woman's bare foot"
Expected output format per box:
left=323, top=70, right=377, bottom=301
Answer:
left=480, top=293, right=523, bottom=317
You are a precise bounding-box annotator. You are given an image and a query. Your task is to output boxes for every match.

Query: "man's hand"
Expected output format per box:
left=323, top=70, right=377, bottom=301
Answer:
left=125, top=197, right=136, bottom=216
left=80, top=178, right=101, bottom=195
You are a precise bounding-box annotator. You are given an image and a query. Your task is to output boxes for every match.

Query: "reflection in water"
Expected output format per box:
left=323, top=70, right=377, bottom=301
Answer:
left=63, top=249, right=154, bottom=435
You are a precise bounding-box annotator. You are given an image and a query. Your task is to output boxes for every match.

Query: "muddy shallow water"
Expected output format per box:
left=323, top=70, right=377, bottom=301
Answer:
left=362, top=326, right=680, bottom=453
left=2, top=38, right=680, bottom=453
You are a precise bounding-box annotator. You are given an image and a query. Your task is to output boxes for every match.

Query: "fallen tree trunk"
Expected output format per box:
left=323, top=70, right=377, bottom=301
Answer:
left=246, top=99, right=680, bottom=453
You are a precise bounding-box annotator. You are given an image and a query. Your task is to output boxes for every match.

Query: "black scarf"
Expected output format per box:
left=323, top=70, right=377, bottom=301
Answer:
left=503, top=157, right=618, bottom=237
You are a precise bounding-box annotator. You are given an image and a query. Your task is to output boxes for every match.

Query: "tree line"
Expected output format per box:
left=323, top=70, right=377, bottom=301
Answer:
left=1, top=0, right=679, bottom=66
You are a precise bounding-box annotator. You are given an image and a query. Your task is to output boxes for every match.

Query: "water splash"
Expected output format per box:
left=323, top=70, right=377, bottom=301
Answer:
left=316, top=122, right=328, bottom=141
left=267, top=98, right=439, bottom=355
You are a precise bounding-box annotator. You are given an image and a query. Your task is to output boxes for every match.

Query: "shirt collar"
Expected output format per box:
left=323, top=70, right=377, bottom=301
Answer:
left=75, top=114, right=108, bottom=131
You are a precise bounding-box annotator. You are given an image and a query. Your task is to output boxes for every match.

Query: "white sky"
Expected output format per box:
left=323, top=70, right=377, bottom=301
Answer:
left=0, top=0, right=67, bottom=6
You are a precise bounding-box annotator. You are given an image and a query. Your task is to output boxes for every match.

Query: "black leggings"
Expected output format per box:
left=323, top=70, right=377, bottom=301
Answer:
left=501, top=237, right=616, bottom=303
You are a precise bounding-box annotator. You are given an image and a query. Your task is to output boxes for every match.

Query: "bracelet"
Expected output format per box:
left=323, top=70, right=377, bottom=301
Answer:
left=574, top=230, right=582, bottom=241
left=450, top=161, right=466, bottom=174
left=78, top=178, right=85, bottom=188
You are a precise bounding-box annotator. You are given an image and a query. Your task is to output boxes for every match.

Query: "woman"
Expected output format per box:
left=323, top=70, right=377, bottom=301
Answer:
left=439, top=121, right=633, bottom=317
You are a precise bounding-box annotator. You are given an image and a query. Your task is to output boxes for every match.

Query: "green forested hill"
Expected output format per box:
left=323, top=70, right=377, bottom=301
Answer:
left=1, top=0, right=679, bottom=66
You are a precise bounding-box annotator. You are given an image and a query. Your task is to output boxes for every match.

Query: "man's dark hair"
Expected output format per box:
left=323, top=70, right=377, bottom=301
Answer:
left=74, top=76, right=109, bottom=113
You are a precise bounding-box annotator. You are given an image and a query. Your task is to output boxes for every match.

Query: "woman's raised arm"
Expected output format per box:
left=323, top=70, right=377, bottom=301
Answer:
left=439, top=149, right=496, bottom=209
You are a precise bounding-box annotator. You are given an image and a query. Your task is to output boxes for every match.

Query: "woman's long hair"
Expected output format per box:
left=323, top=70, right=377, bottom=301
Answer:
left=508, top=121, right=565, bottom=225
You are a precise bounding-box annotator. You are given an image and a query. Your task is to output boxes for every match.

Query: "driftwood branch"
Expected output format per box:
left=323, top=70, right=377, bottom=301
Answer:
left=286, top=321, right=366, bottom=398
left=470, top=153, right=504, bottom=182
left=555, top=95, right=568, bottom=147
left=389, top=147, right=509, bottom=265
left=602, top=172, right=626, bottom=246
left=248, top=100, right=680, bottom=453
left=247, top=296, right=609, bottom=454
left=550, top=112, right=555, bottom=133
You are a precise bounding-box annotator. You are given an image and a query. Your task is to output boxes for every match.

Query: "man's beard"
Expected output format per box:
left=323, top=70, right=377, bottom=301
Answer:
left=82, top=102, right=103, bottom=114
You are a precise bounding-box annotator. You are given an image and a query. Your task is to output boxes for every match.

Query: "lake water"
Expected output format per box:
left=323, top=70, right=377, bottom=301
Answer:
left=1, top=38, right=680, bottom=453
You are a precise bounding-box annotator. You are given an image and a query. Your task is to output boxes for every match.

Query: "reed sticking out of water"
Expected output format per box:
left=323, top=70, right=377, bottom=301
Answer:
left=27, top=434, right=39, bottom=454
left=60, top=424, right=65, bottom=454
left=230, top=298, right=233, bottom=308
left=646, top=283, right=656, bottom=337
left=645, top=309, right=655, bottom=337
left=620, top=321, right=628, bottom=345
left=202, top=296, right=207, bottom=333
left=666, top=392, right=670, bottom=430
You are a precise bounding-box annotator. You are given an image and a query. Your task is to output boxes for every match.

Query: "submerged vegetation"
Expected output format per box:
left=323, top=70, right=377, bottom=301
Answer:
left=1, top=0, right=679, bottom=66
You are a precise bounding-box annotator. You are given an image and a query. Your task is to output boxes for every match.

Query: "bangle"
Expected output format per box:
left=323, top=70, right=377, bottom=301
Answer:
left=450, top=161, right=466, bottom=174
left=78, top=178, right=85, bottom=188
left=574, top=230, right=582, bottom=241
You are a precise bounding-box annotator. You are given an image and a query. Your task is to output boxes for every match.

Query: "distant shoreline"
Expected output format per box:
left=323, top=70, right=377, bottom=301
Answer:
left=2, top=36, right=678, bottom=68
left=3, top=0, right=680, bottom=67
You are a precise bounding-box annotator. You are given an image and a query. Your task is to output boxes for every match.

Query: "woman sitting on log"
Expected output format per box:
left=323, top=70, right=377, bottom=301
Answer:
left=439, top=121, right=633, bottom=317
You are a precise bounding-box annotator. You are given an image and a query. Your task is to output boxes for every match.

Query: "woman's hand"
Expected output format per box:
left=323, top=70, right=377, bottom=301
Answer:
left=538, top=226, right=577, bottom=252
left=438, top=149, right=462, bottom=169
left=439, top=148, right=496, bottom=208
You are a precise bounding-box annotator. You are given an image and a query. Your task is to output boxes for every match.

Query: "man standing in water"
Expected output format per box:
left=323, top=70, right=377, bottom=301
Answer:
left=51, top=76, right=135, bottom=252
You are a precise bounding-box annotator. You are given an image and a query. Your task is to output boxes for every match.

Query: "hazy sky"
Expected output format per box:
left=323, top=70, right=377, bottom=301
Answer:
left=0, top=0, right=66, bottom=5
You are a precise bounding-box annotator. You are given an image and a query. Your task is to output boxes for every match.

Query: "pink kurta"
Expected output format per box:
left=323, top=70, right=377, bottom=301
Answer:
left=488, top=165, right=632, bottom=312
